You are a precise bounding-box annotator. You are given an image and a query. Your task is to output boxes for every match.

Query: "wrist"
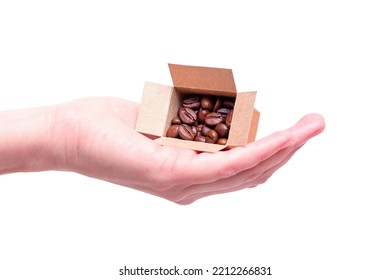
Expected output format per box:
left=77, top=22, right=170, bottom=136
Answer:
left=0, top=105, right=61, bottom=174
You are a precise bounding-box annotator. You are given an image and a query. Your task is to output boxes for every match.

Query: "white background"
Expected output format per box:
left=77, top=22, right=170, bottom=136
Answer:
left=1, top=1, right=389, bottom=279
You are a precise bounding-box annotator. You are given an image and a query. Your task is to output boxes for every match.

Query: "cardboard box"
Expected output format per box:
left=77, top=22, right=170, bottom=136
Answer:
left=136, top=64, right=260, bottom=152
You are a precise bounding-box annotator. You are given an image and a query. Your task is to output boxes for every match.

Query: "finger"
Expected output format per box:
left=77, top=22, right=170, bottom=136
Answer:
left=176, top=183, right=252, bottom=205
left=177, top=160, right=288, bottom=204
left=173, top=115, right=325, bottom=203
left=178, top=145, right=302, bottom=202
left=177, top=146, right=303, bottom=205
left=178, top=130, right=293, bottom=185
left=287, top=113, right=325, bottom=147
left=248, top=145, right=304, bottom=187
left=181, top=114, right=324, bottom=185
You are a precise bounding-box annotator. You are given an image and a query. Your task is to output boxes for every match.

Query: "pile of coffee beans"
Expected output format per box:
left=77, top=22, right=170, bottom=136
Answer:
left=166, top=94, right=235, bottom=145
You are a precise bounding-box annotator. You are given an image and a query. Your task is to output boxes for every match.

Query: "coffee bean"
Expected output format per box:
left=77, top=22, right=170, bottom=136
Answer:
left=171, top=116, right=181, bottom=125
left=217, top=138, right=227, bottom=145
left=222, top=98, right=235, bottom=109
left=205, top=129, right=219, bottom=143
left=201, top=124, right=211, bottom=135
left=215, top=123, right=229, bottom=138
left=226, top=109, right=233, bottom=128
left=182, top=95, right=200, bottom=109
left=205, top=112, right=223, bottom=126
left=197, top=109, right=210, bottom=124
left=217, top=108, right=229, bottom=116
left=183, top=95, right=200, bottom=102
left=178, top=124, right=195, bottom=140
left=200, top=96, right=214, bottom=111
left=191, top=125, right=197, bottom=135
left=196, top=125, right=203, bottom=136
left=166, top=124, right=179, bottom=138
left=194, top=135, right=206, bottom=142
left=178, top=107, right=197, bottom=125
left=213, top=97, right=222, bottom=112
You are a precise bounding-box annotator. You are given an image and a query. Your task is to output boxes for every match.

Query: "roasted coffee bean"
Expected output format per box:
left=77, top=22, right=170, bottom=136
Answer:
left=205, top=112, right=223, bottom=126
left=182, top=102, right=200, bottom=109
left=183, top=95, right=199, bottom=102
left=194, top=135, right=206, bottom=142
left=178, top=124, right=195, bottom=140
left=213, top=97, right=222, bottom=112
left=171, top=116, right=181, bottom=125
left=205, top=129, right=219, bottom=143
left=169, top=93, right=235, bottom=146
left=201, top=124, right=211, bottom=135
left=217, top=108, right=229, bottom=116
left=226, top=109, right=233, bottom=128
left=222, top=98, right=235, bottom=109
left=197, top=109, right=209, bottom=124
left=215, top=123, right=229, bottom=138
left=178, top=107, right=197, bottom=125
left=166, top=124, right=179, bottom=138
left=182, top=95, right=200, bottom=109
left=217, top=138, right=228, bottom=145
left=200, top=96, right=214, bottom=111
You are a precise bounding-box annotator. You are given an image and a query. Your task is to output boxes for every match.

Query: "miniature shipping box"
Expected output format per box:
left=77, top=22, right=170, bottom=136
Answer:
left=136, top=64, right=260, bottom=152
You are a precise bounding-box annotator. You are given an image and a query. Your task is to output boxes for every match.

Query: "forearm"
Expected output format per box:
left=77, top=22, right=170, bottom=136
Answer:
left=0, top=106, right=59, bottom=174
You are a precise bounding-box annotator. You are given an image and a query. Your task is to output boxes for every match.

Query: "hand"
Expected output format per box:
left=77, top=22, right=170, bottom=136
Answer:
left=48, top=97, right=325, bottom=204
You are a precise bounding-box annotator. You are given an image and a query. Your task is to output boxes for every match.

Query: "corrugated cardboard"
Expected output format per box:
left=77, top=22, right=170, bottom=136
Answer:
left=136, top=64, right=260, bottom=152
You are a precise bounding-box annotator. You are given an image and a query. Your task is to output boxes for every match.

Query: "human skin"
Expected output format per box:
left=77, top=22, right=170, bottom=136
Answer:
left=0, top=97, right=325, bottom=204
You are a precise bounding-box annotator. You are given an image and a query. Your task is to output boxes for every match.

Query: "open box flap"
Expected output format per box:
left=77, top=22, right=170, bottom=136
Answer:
left=227, top=91, right=257, bottom=146
left=135, top=82, right=174, bottom=137
left=248, top=109, right=260, bottom=143
left=169, top=64, right=237, bottom=95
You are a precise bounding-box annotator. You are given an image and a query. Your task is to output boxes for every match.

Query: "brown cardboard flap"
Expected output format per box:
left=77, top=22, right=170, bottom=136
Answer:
left=169, top=64, right=237, bottom=94
left=155, top=137, right=226, bottom=152
left=248, top=109, right=260, bottom=142
left=136, top=82, right=174, bottom=137
left=228, top=91, right=257, bottom=146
